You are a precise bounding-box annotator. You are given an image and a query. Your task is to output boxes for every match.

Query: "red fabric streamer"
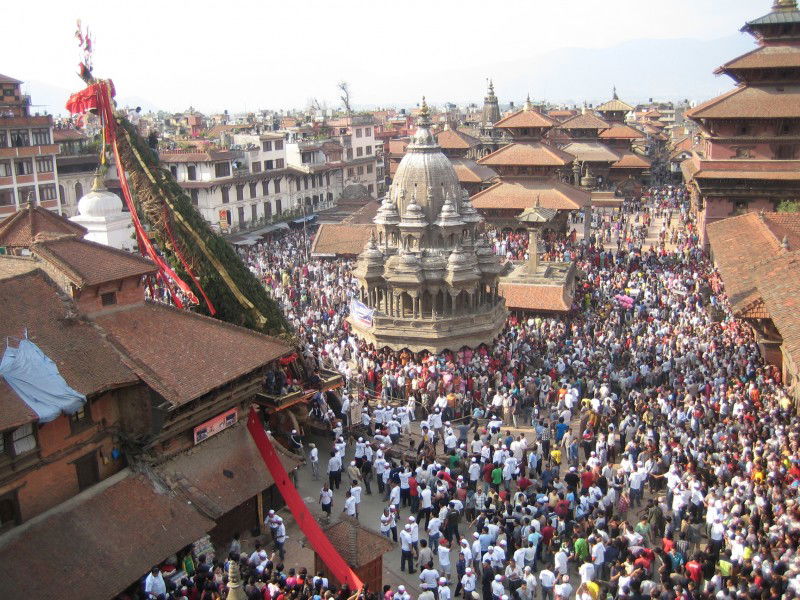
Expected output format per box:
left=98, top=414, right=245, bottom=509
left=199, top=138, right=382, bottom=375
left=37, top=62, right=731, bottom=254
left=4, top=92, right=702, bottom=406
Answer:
left=246, top=407, right=363, bottom=591
left=66, top=79, right=211, bottom=310
left=279, top=353, right=299, bottom=365
left=162, top=206, right=216, bottom=315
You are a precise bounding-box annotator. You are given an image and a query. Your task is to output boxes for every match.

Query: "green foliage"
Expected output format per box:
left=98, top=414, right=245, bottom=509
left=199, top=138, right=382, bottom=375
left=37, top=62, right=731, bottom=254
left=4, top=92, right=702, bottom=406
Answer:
left=115, top=116, right=292, bottom=338
left=777, top=199, right=800, bottom=213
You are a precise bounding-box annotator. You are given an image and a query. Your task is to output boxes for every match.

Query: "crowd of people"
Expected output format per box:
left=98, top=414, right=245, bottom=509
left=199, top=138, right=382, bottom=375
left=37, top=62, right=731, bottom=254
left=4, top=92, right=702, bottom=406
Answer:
left=142, top=186, right=800, bottom=600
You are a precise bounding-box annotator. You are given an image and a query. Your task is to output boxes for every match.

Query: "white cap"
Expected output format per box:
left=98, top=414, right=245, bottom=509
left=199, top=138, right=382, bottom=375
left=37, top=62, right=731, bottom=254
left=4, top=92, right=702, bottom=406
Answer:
left=499, top=540, right=507, bottom=546
left=268, top=509, right=276, bottom=516
left=358, top=437, right=364, bottom=442
left=405, top=524, right=412, bottom=530
left=351, top=461, right=356, bottom=466
left=409, top=516, right=416, bottom=522
left=466, top=567, right=473, bottom=574
left=398, top=586, right=405, bottom=592
left=495, top=575, right=502, bottom=581
left=439, top=578, right=447, bottom=584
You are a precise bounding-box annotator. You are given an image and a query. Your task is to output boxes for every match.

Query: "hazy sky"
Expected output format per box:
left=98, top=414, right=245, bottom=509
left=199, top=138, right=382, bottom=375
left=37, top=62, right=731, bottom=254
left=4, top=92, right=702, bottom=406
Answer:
left=2, top=0, right=765, bottom=114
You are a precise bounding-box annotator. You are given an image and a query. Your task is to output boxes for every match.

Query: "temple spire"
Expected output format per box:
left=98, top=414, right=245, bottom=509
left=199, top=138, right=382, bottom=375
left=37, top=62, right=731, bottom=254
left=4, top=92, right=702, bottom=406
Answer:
left=524, top=94, right=533, bottom=111
left=612, top=85, right=618, bottom=100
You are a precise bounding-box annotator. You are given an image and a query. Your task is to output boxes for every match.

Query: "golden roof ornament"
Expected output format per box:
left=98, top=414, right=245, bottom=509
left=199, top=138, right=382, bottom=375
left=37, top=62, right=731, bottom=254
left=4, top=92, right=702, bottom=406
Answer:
left=226, top=560, right=247, bottom=600
left=773, top=0, right=797, bottom=11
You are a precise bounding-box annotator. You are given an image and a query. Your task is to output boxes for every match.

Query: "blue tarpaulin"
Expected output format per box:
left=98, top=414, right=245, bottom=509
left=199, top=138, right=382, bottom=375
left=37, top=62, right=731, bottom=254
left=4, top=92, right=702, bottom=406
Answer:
left=0, top=339, right=86, bottom=423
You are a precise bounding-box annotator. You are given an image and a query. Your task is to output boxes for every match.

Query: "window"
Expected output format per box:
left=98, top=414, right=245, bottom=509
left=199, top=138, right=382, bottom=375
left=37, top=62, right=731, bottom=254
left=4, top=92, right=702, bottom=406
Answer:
left=236, top=184, right=244, bottom=201
left=348, top=167, right=355, bottom=177
left=365, top=127, right=372, bottom=136
left=275, top=140, right=284, bottom=151
left=237, top=206, right=245, bottom=224
left=35, top=157, right=53, bottom=174
left=221, top=186, right=230, bottom=203
left=69, top=405, right=93, bottom=434
left=355, top=128, right=362, bottom=138
left=776, top=145, right=797, bottom=159
left=38, top=184, right=56, bottom=201
left=14, top=159, right=32, bottom=176
left=346, top=148, right=353, bottom=160
left=264, top=201, right=271, bottom=218
left=10, top=129, right=29, bottom=147
left=31, top=129, right=50, bottom=145
left=74, top=182, right=83, bottom=200
left=58, top=185, right=64, bottom=201
left=0, top=160, right=10, bottom=177
left=11, top=424, right=36, bottom=456
left=101, top=291, right=117, bottom=306
left=252, top=161, right=262, bottom=173
left=0, top=131, right=7, bottom=148
left=265, top=160, right=274, bottom=171
left=274, top=179, right=281, bottom=194
left=367, top=163, right=373, bottom=174
left=366, top=145, right=372, bottom=155
left=262, top=140, right=273, bottom=152
left=356, top=147, right=363, bottom=157
left=325, top=173, right=330, bottom=186
left=262, top=180, right=269, bottom=196
left=368, top=184, right=374, bottom=194
left=276, top=158, right=284, bottom=169
left=0, top=189, right=14, bottom=206
left=304, top=176, right=309, bottom=190
left=187, top=165, right=197, bottom=181
left=0, top=490, right=21, bottom=533
left=357, top=165, right=364, bottom=175
left=318, top=174, right=323, bottom=187
left=251, top=204, right=257, bottom=221
left=74, top=451, right=99, bottom=491
left=190, top=189, right=199, bottom=206
left=170, top=165, right=177, bottom=178
left=249, top=182, right=258, bottom=198
left=17, top=186, right=35, bottom=204
left=276, top=198, right=282, bottom=214
left=214, top=162, right=231, bottom=178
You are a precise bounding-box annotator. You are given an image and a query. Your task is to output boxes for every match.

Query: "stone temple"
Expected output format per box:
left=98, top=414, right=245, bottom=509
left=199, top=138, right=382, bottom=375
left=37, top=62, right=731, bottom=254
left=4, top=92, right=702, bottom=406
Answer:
left=349, top=98, right=507, bottom=353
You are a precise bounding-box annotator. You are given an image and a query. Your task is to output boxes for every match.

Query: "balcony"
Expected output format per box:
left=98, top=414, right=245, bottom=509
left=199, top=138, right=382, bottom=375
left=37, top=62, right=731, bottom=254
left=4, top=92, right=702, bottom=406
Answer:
left=254, top=368, right=343, bottom=412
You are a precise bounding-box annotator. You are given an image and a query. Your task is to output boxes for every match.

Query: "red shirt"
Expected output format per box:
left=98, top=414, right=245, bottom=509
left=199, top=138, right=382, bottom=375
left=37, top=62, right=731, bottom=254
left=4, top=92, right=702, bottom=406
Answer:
left=685, top=561, right=703, bottom=583
left=541, top=525, right=555, bottom=545
left=409, top=477, right=419, bottom=497
left=580, top=471, right=595, bottom=489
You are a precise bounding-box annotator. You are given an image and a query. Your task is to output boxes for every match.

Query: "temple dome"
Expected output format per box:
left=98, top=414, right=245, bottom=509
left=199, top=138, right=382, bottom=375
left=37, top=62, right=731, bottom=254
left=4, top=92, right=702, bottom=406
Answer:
left=393, top=97, right=461, bottom=223
left=77, top=175, right=124, bottom=219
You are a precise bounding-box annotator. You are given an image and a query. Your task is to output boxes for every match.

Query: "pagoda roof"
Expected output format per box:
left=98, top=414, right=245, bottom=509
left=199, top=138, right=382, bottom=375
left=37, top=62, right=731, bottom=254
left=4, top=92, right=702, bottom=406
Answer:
left=0, top=73, right=22, bottom=84
left=682, top=154, right=800, bottom=182
left=449, top=158, right=498, bottom=183
left=494, top=108, right=558, bottom=129
left=478, top=142, right=574, bottom=168
left=715, top=44, right=800, bottom=73
left=471, top=178, right=590, bottom=211
left=561, top=142, right=620, bottom=163
left=596, top=98, right=634, bottom=112
left=743, top=6, right=800, bottom=29
left=559, top=111, right=611, bottom=130
left=611, top=152, right=651, bottom=169
left=687, top=85, right=800, bottom=119
left=436, top=128, right=480, bottom=150
left=599, top=124, right=646, bottom=140
left=0, top=204, right=87, bottom=248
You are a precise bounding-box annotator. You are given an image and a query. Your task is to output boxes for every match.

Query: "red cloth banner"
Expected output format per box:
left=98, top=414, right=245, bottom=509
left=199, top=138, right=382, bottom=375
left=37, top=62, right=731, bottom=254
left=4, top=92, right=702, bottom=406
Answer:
left=246, top=407, right=363, bottom=591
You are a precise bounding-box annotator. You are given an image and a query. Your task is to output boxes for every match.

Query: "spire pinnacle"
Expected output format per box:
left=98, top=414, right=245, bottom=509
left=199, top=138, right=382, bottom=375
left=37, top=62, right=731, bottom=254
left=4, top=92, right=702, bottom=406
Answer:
left=612, top=85, right=618, bottom=100
left=524, top=94, right=533, bottom=111
left=419, top=96, right=429, bottom=118
left=488, top=79, right=495, bottom=95
left=773, top=0, right=797, bottom=11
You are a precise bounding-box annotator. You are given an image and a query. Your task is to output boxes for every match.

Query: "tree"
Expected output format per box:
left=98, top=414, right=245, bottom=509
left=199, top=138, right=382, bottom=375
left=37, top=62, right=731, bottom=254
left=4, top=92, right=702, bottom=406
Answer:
left=337, top=81, right=352, bottom=114
left=777, top=199, right=800, bottom=213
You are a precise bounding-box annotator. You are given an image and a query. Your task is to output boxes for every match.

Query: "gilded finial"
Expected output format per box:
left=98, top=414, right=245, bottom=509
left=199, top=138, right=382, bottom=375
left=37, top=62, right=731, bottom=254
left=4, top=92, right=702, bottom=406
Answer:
left=525, top=94, right=533, bottom=111
left=488, top=79, right=495, bottom=95
left=613, top=85, right=618, bottom=100
left=773, top=0, right=797, bottom=11
left=419, top=96, right=430, bottom=118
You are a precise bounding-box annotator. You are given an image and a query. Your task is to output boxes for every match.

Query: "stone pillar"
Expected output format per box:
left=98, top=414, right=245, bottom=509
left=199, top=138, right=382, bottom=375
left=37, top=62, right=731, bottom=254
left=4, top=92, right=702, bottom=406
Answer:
left=583, top=205, right=592, bottom=239
left=527, top=229, right=539, bottom=275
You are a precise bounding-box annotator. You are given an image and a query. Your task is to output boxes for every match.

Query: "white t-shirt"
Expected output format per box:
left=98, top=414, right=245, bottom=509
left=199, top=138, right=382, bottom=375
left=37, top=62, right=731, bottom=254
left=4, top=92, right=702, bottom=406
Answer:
left=344, top=496, right=357, bottom=515
left=320, top=489, right=333, bottom=506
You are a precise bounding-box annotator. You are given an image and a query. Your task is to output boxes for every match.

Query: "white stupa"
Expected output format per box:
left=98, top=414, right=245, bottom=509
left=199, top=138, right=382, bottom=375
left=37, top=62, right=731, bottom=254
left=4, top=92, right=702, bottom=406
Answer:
left=70, top=173, right=134, bottom=252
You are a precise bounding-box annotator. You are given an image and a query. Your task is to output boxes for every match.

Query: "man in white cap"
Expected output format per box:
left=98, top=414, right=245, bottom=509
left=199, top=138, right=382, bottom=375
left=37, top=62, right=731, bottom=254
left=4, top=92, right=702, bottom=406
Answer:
left=491, top=574, right=505, bottom=600
left=400, top=524, right=416, bottom=573
left=273, top=515, right=287, bottom=561
left=395, top=586, right=411, bottom=600
left=438, top=577, right=452, bottom=600
left=308, top=442, right=319, bottom=479
left=289, top=429, right=303, bottom=454
left=461, top=566, right=477, bottom=598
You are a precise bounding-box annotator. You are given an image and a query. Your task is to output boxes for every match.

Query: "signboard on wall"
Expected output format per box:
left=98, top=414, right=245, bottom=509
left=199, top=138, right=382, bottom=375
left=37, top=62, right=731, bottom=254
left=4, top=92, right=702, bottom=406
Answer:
left=219, top=209, right=230, bottom=231
left=193, top=407, right=238, bottom=444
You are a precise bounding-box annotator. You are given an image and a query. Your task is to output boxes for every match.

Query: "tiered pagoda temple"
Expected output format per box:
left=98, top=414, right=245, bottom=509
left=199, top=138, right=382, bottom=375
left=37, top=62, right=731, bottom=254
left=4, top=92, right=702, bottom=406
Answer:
left=683, top=0, right=800, bottom=245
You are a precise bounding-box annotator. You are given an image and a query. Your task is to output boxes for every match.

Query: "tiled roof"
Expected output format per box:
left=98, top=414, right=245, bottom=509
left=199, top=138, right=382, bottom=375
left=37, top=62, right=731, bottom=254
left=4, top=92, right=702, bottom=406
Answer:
left=30, top=235, right=157, bottom=287
left=478, top=142, right=574, bottom=167
left=0, top=378, right=38, bottom=431
left=159, top=149, right=239, bottom=163
left=154, top=422, right=302, bottom=519
left=471, top=178, right=590, bottom=211
left=716, top=45, right=800, bottom=72
left=436, top=128, right=480, bottom=149
left=0, top=74, right=22, bottom=84
left=706, top=212, right=792, bottom=314
left=561, top=142, right=620, bottom=163
left=547, top=110, right=577, bottom=121
left=682, top=155, right=800, bottom=182
left=595, top=98, right=634, bottom=112
left=493, top=109, right=557, bottom=129
left=0, top=270, right=138, bottom=425
left=757, top=252, right=800, bottom=365
left=311, top=224, right=373, bottom=256
left=0, top=205, right=87, bottom=249
left=687, top=85, right=800, bottom=119
left=611, top=152, right=651, bottom=169
left=94, top=302, right=292, bottom=406
left=499, top=282, right=571, bottom=312
left=323, top=517, right=395, bottom=567
left=449, top=158, right=498, bottom=183
left=559, top=112, right=611, bottom=130
left=0, top=473, right=215, bottom=600
left=53, top=128, right=88, bottom=142
left=599, top=124, right=646, bottom=140
left=744, top=7, right=800, bottom=27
